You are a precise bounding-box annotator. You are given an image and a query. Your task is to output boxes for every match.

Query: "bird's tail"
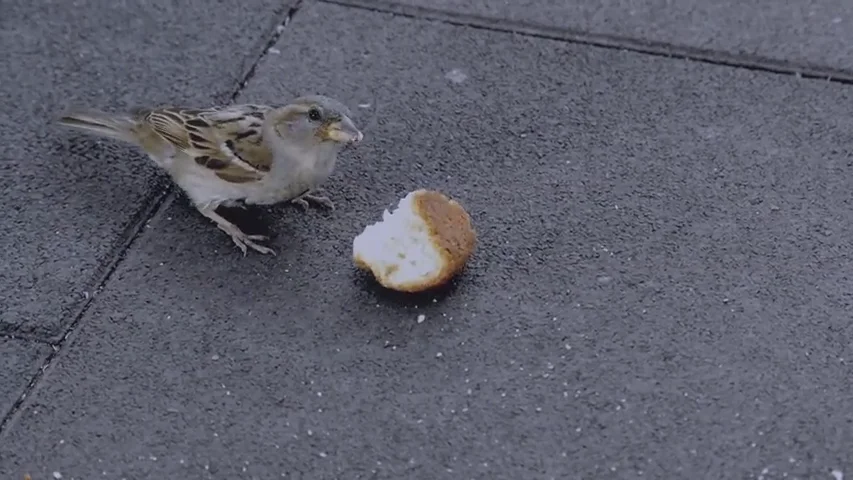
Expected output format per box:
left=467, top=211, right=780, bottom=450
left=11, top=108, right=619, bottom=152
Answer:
left=57, top=110, right=139, bottom=143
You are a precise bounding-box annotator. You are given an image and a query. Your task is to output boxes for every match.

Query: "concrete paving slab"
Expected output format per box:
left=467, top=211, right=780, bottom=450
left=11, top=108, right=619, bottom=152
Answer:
left=0, top=0, right=292, bottom=339
left=0, top=338, right=51, bottom=423
left=347, top=0, right=853, bottom=73
left=3, top=2, right=853, bottom=479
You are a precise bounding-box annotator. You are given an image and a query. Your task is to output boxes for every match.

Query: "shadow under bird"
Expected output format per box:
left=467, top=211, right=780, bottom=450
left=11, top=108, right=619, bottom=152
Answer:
left=57, top=94, right=363, bottom=255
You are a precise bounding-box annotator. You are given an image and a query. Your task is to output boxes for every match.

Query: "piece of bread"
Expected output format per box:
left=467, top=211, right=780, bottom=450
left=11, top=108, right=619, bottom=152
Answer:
left=353, top=189, right=477, bottom=293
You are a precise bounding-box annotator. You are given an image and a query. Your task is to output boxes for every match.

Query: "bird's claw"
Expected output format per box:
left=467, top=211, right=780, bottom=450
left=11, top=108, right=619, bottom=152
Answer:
left=218, top=226, right=275, bottom=256
left=292, top=193, right=335, bottom=211
left=292, top=198, right=310, bottom=211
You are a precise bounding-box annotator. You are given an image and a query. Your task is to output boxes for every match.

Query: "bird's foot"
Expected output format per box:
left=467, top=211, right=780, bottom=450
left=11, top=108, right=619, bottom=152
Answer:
left=197, top=203, right=276, bottom=256
left=217, top=224, right=275, bottom=256
left=292, top=192, right=335, bottom=211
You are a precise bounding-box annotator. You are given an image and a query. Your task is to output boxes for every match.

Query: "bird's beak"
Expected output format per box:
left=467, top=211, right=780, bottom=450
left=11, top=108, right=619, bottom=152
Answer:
left=325, top=116, right=363, bottom=144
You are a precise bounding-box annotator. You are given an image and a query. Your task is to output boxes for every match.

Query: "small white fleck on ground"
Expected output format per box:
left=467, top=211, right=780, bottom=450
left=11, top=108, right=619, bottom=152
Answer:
left=444, top=69, right=468, bottom=84
left=832, top=470, right=844, bottom=480
left=417, top=314, right=425, bottom=323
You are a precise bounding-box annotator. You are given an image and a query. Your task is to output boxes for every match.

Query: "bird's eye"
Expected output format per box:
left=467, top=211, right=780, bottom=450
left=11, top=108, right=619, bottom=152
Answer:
left=308, top=108, right=322, bottom=121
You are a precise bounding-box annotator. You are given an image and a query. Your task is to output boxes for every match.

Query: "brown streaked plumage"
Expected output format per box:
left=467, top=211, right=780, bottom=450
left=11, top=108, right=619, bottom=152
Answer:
left=58, top=95, right=364, bottom=255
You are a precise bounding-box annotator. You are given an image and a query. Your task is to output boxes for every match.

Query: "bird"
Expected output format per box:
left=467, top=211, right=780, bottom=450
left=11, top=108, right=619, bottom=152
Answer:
left=57, top=94, right=363, bottom=256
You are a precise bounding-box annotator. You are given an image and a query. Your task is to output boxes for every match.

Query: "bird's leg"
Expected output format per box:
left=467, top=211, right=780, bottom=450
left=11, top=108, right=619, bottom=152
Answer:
left=196, top=204, right=275, bottom=256
left=291, top=189, right=335, bottom=211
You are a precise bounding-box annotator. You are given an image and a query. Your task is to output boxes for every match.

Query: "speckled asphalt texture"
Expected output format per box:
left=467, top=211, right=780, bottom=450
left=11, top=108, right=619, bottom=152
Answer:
left=2, top=0, right=852, bottom=479
left=352, top=0, right=853, bottom=73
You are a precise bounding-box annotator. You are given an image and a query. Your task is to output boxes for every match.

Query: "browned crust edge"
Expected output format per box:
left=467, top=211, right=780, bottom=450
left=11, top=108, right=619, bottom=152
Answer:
left=354, top=189, right=477, bottom=293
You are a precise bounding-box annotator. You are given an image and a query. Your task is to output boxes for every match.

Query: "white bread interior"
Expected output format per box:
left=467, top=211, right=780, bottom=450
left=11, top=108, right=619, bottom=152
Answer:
left=353, top=189, right=476, bottom=293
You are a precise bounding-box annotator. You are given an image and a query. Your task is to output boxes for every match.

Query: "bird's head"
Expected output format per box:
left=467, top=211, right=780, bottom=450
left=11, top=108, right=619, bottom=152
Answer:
left=266, top=95, right=363, bottom=149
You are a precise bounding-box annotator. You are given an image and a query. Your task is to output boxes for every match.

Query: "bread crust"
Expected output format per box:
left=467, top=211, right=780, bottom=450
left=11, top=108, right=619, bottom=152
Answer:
left=354, top=189, right=477, bottom=292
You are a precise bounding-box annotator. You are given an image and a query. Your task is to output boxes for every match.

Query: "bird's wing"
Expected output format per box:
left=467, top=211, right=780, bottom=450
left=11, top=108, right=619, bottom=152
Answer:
left=137, top=104, right=275, bottom=184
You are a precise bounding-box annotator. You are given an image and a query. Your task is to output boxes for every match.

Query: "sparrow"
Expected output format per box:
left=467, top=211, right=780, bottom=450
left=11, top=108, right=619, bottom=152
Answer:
left=57, top=95, right=363, bottom=255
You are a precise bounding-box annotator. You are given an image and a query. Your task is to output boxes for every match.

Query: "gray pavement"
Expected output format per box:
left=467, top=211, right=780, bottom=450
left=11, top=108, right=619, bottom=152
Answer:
left=344, top=0, right=853, bottom=76
left=2, top=0, right=853, bottom=479
left=0, top=338, right=50, bottom=421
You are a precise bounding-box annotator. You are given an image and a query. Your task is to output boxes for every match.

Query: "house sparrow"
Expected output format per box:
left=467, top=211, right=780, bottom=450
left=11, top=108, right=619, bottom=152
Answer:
left=58, top=95, right=363, bottom=255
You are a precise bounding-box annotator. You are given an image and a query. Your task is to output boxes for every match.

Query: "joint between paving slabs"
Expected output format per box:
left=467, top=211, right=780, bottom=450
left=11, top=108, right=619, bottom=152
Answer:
left=0, top=1, right=306, bottom=436
left=322, top=0, right=853, bottom=84
left=229, top=0, right=305, bottom=101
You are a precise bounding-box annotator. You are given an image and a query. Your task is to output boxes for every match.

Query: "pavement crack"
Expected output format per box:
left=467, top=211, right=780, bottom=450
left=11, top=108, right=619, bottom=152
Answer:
left=230, top=0, right=306, bottom=101
left=0, top=188, right=170, bottom=434
left=321, top=0, right=853, bottom=84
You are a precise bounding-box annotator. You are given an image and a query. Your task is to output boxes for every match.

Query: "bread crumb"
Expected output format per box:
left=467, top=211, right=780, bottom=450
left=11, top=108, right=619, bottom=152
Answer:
left=353, top=189, right=476, bottom=293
